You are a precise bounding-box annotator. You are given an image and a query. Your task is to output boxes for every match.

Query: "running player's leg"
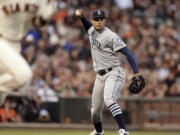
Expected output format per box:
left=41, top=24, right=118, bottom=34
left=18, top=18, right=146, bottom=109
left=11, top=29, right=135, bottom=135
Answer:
left=104, top=67, right=127, bottom=132
left=0, top=38, right=32, bottom=94
left=91, top=76, right=105, bottom=134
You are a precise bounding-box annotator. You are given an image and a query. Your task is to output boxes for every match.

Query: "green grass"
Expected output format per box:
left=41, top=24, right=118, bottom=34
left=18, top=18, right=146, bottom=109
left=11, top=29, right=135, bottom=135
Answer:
left=0, top=129, right=179, bottom=135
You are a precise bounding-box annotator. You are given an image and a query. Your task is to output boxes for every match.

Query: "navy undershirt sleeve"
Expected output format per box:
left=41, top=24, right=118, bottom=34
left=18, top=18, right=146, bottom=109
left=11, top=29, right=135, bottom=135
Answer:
left=80, top=17, right=93, bottom=31
left=118, top=47, right=139, bottom=73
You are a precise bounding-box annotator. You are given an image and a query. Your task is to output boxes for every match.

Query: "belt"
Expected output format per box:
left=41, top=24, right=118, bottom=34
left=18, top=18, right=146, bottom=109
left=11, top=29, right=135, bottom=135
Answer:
left=97, top=67, right=112, bottom=76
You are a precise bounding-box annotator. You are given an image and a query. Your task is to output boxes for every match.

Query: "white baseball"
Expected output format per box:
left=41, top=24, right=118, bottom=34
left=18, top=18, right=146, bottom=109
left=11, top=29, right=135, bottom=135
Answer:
left=75, top=10, right=81, bottom=16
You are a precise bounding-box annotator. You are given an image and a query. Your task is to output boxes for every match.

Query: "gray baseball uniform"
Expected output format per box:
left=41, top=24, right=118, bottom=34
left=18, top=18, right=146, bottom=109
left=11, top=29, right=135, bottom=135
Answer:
left=88, top=26, right=126, bottom=72
left=88, top=26, right=126, bottom=121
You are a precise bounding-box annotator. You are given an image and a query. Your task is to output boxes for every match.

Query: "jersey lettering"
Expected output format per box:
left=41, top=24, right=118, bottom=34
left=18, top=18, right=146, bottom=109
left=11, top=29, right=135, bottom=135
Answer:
left=92, top=38, right=101, bottom=48
left=2, top=3, right=39, bottom=16
left=24, top=3, right=39, bottom=14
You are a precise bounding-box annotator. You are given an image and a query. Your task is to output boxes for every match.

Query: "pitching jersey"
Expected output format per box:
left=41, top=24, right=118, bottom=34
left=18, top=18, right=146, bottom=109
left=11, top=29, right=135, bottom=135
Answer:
left=0, top=0, right=55, bottom=41
left=88, top=26, right=126, bottom=72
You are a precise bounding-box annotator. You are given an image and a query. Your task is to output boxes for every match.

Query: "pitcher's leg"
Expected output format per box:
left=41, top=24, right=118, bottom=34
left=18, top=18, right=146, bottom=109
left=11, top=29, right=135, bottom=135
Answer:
left=104, top=71, right=127, bottom=131
left=91, top=76, right=105, bottom=133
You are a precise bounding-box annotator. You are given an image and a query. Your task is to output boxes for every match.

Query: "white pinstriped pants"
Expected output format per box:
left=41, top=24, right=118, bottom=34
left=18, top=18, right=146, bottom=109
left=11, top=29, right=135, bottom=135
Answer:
left=91, top=66, right=126, bottom=122
left=0, top=37, right=32, bottom=94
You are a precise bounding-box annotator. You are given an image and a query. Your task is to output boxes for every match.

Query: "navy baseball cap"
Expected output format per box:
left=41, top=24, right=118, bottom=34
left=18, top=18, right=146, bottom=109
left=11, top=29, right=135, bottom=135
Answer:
left=92, top=10, right=106, bottom=19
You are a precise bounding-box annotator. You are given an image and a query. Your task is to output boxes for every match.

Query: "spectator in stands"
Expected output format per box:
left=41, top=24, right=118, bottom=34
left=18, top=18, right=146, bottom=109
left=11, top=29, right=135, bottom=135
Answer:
left=0, top=99, right=21, bottom=123
left=38, top=108, right=51, bottom=123
left=37, top=83, right=59, bottom=102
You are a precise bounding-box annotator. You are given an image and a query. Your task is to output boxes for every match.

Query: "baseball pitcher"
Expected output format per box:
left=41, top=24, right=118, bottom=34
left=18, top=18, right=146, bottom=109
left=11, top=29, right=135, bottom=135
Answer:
left=75, top=9, right=145, bottom=135
left=0, top=0, right=56, bottom=106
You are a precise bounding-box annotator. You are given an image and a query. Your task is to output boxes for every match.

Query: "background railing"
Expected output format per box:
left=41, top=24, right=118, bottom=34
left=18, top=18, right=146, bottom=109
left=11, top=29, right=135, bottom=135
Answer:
left=2, top=96, right=180, bottom=131
left=44, top=97, right=180, bottom=130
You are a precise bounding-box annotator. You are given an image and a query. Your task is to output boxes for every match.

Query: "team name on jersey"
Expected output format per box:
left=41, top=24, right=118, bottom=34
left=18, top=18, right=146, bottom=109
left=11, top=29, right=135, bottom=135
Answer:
left=91, top=38, right=101, bottom=48
left=2, top=3, right=39, bottom=16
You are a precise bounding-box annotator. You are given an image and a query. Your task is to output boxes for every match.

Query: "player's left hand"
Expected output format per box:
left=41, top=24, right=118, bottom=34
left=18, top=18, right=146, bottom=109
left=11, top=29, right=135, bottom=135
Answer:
left=129, top=73, right=145, bottom=94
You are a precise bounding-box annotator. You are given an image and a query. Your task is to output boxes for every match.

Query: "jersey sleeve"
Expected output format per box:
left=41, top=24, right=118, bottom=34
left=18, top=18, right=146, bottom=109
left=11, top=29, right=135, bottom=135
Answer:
left=88, top=26, right=94, bottom=35
left=37, top=0, right=57, bottom=20
left=112, top=34, right=126, bottom=52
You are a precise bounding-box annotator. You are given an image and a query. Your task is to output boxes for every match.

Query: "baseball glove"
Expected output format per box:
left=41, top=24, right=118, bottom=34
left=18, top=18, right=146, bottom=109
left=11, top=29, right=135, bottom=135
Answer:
left=129, top=74, right=145, bottom=94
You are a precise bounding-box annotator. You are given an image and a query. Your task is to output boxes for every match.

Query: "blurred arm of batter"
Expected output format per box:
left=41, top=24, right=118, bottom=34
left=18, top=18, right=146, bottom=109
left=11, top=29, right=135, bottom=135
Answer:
left=33, top=0, right=57, bottom=27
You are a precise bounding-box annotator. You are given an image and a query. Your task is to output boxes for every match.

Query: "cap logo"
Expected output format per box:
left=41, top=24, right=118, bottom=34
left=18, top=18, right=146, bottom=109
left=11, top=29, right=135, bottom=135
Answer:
left=98, top=10, right=101, bottom=15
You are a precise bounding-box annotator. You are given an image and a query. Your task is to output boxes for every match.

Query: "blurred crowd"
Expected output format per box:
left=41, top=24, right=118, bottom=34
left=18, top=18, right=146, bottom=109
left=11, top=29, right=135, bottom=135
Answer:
left=0, top=97, right=52, bottom=123
left=22, top=0, right=180, bottom=100
left=1, top=0, right=180, bottom=123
